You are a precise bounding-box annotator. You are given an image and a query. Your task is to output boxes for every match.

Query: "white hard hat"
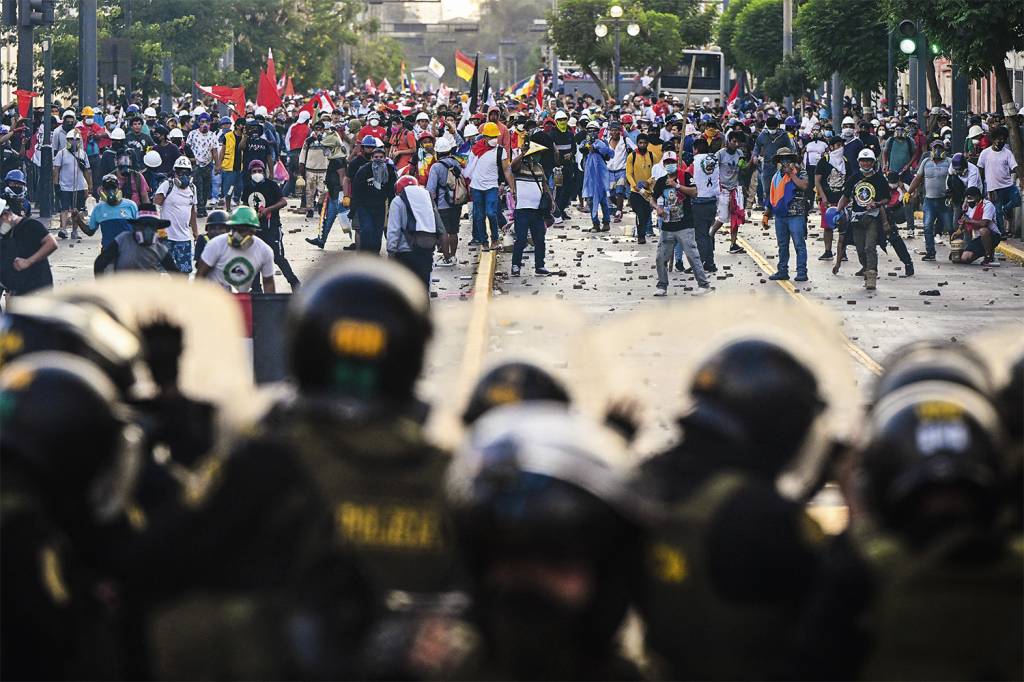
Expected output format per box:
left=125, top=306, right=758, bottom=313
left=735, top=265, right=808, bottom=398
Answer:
left=168, top=127, right=184, bottom=139
left=367, top=111, right=380, bottom=121
left=66, top=128, right=82, bottom=139
left=463, top=123, right=479, bottom=137
left=173, top=156, right=193, bottom=171
left=435, top=137, right=456, bottom=154
left=297, top=110, right=311, bottom=123
left=568, top=117, right=578, bottom=127
left=968, top=125, right=984, bottom=139
left=177, top=109, right=190, bottom=117
left=144, top=107, right=157, bottom=118
left=857, top=148, right=876, bottom=161
left=192, top=106, right=207, bottom=116
left=940, top=125, right=952, bottom=136
left=701, top=97, right=710, bottom=104
left=143, top=150, right=162, bottom=168
left=254, top=105, right=268, bottom=117
left=109, top=127, right=126, bottom=141
left=416, top=111, right=429, bottom=121
left=842, top=116, right=856, bottom=126
left=870, top=118, right=879, bottom=126
left=554, top=110, right=568, bottom=120
left=61, top=109, right=77, bottom=119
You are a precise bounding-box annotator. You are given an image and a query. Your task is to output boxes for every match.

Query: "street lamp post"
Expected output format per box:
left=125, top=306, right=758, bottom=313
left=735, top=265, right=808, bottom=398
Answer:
left=594, top=5, right=639, bottom=104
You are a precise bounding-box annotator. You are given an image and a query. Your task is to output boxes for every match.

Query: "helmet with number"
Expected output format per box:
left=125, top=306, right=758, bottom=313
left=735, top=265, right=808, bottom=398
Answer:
left=143, top=150, right=162, bottom=169
left=681, top=338, right=824, bottom=478
left=173, top=156, right=193, bottom=171
left=859, top=381, right=1006, bottom=542
left=480, top=122, right=500, bottom=138
left=287, top=256, right=432, bottom=402
left=874, top=340, right=993, bottom=403
left=462, top=361, right=570, bottom=425
left=447, top=404, right=641, bottom=666
left=0, top=352, right=141, bottom=527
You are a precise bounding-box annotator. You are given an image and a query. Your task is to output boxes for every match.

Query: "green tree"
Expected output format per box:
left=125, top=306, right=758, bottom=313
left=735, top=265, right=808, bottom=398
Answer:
left=639, top=0, right=716, bottom=49
left=730, top=0, right=783, bottom=83
left=884, top=0, right=1024, bottom=167
left=762, top=53, right=812, bottom=102
left=352, top=34, right=405, bottom=84
left=620, top=10, right=685, bottom=80
left=548, top=0, right=619, bottom=97
left=796, top=0, right=895, bottom=97
left=716, top=0, right=752, bottom=68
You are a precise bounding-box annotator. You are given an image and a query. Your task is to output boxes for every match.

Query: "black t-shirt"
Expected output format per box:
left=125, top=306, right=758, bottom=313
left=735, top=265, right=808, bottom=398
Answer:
left=241, top=137, right=273, bottom=174
left=0, top=218, right=53, bottom=294
left=326, top=157, right=346, bottom=198
left=815, top=151, right=849, bottom=204
left=652, top=169, right=695, bottom=231
left=347, top=155, right=370, bottom=189
left=242, top=179, right=284, bottom=231
left=843, top=170, right=890, bottom=217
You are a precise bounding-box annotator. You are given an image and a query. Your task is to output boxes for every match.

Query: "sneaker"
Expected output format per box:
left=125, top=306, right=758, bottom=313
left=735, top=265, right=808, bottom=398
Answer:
left=794, top=274, right=808, bottom=282
left=601, top=222, right=611, bottom=232
left=935, top=237, right=945, bottom=246
left=729, top=244, right=746, bottom=254
left=553, top=216, right=564, bottom=225
left=57, top=229, right=68, bottom=239
left=921, top=254, right=936, bottom=261
left=854, top=267, right=865, bottom=276
left=653, top=286, right=668, bottom=297
left=305, top=210, right=314, bottom=219
left=818, top=251, right=834, bottom=260
left=864, top=270, right=877, bottom=290
left=511, top=265, right=521, bottom=277
left=589, top=224, right=602, bottom=232
left=562, top=209, right=572, bottom=219
left=468, top=239, right=482, bottom=247
left=768, top=271, right=789, bottom=281
left=535, top=267, right=555, bottom=276
left=683, top=267, right=693, bottom=274
left=342, top=243, right=358, bottom=251
left=637, top=236, right=646, bottom=244
left=704, top=264, right=718, bottom=273
left=674, top=260, right=685, bottom=271
left=490, top=239, right=500, bottom=251
left=436, top=257, right=455, bottom=267
left=841, top=253, right=849, bottom=262
left=305, top=237, right=324, bottom=249
left=695, top=283, right=712, bottom=294
left=904, top=263, right=914, bottom=276
left=981, top=257, right=1001, bottom=267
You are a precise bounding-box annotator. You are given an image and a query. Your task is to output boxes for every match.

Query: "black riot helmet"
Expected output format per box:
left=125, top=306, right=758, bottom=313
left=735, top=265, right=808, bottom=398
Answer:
left=681, top=338, right=824, bottom=477
left=0, top=352, right=141, bottom=530
left=287, top=256, right=432, bottom=402
left=462, top=361, right=571, bottom=425
left=447, top=404, right=642, bottom=675
left=859, top=381, right=1006, bottom=545
left=0, top=296, right=142, bottom=396
left=874, top=340, right=993, bottom=403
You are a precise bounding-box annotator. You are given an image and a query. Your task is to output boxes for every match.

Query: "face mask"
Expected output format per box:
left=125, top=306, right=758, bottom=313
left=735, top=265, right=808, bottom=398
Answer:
left=487, top=138, right=499, bottom=147
left=664, top=163, right=677, bottom=174
left=133, top=227, right=156, bottom=246
left=62, top=121, right=74, bottom=131
left=895, top=129, right=905, bottom=138
left=251, top=172, right=265, bottom=184
left=556, top=121, right=568, bottom=132
left=824, top=130, right=834, bottom=138
left=878, top=129, right=887, bottom=138
left=861, top=164, right=875, bottom=176
left=117, top=164, right=131, bottom=174
left=84, top=117, right=94, bottom=125
left=104, top=189, right=121, bottom=205
left=228, top=230, right=253, bottom=249
left=371, top=159, right=386, bottom=169
left=69, top=141, right=81, bottom=152
left=841, top=128, right=855, bottom=139
left=6, top=184, right=26, bottom=198
left=175, top=173, right=191, bottom=188
left=767, top=126, right=778, bottom=134
left=931, top=149, right=942, bottom=159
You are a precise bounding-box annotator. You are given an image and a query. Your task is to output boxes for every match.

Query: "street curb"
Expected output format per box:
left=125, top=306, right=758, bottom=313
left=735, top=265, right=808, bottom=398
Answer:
left=455, top=249, right=497, bottom=403
left=996, top=240, right=1024, bottom=264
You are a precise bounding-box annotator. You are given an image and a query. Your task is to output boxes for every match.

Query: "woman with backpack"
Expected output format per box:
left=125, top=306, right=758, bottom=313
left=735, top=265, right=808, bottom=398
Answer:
left=426, top=136, right=467, bottom=267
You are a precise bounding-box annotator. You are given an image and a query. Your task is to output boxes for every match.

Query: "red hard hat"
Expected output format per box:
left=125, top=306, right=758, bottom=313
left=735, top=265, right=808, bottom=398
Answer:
left=395, top=175, right=419, bottom=193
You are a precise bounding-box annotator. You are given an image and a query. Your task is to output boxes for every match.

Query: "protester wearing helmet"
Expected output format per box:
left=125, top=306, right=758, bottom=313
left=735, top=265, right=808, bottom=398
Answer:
left=52, top=128, right=93, bottom=240
left=425, top=135, right=464, bottom=266
left=3, top=169, right=30, bottom=217
left=92, top=202, right=178, bottom=275
left=195, top=205, right=275, bottom=293
left=385, top=176, right=440, bottom=290
left=906, top=138, right=953, bottom=261
left=153, top=156, right=198, bottom=273
left=241, top=159, right=300, bottom=290
left=549, top=110, right=579, bottom=223
left=299, top=118, right=332, bottom=219
left=69, top=173, right=139, bottom=249
left=834, top=148, right=890, bottom=289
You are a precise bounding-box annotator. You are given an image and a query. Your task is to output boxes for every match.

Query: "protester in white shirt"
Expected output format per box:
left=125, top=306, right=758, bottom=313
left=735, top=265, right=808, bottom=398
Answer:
left=154, top=157, right=199, bottom=273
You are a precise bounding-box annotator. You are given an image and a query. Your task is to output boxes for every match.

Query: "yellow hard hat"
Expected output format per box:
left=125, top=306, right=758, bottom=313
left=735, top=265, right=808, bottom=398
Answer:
left=480, top=122, right=500, bottom=138
left=81, top=106, right=94, bottom=117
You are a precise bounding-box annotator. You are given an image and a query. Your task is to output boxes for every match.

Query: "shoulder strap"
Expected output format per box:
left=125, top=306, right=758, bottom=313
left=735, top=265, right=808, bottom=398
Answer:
left=399, top=191, right=417, bottom=233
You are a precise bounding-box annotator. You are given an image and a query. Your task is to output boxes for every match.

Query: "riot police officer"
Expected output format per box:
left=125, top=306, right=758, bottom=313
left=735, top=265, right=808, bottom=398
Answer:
left=635, top=338, right=829, bottom=680
left=798, top=381, right=1021, bottom=681
left=462, top=360, right=570, bottom=425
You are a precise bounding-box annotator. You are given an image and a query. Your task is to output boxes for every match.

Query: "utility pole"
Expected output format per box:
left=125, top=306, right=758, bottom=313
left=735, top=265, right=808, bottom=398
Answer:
left=886, top=26, right=895, bottom=116
left=78, top=0, right=98, bottom=108
left=550, top=0, right=559, bottom=96
left=916, top=27, right=927, bottom=129
left=782, top=0, right=793, bottom=111
left=951, top=63, right=969, bottom=154
left=39, top=37, right=53, bottom=220
left=830, top=72, right=843, bottom=124
left=191, top=64, right=198, bottom=106
left=161, top=58, right=172, bottom=113
left=16, top=0, right=33, bottom=92
left=124, top=0, right=132, bottom=99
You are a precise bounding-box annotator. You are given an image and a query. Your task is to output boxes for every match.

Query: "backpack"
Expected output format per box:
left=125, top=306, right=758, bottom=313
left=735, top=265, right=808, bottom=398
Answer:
left=442, top=158, right=469, bottom=205
left=398, top=191, right=439, bottom=250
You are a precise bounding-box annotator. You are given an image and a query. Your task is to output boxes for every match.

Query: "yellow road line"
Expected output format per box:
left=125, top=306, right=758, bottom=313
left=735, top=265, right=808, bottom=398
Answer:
left=996, top=241, right=1024, bottom=265
left=736, top=236, right=884, bottom=377
left=456, top=249, right=497, bottom=401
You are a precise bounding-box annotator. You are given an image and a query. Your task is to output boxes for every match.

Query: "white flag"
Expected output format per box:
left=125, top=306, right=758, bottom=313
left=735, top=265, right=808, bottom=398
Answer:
left=428, top=57, right=446, bottom=79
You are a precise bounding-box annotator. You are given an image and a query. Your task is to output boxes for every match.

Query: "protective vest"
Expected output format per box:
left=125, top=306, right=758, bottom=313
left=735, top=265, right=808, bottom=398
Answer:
left=854, top=526, right=1024, bottom=681
left=640, top=471, right=804, bottom=680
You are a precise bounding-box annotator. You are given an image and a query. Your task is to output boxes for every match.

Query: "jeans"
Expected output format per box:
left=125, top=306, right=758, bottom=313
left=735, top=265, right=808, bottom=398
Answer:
left=590, top=193, right=611, bottom=226
left=555, top=166, right=575, bottom=216
left=471, top=187, right=500, bottom=243
left=356, top=206, right=386, bottom=254
left=886, top=225, right=912, bottom=265
left=774, top=213, right=808, bottom=277
left=211, top=169, right=222, bottom=201
left=285, top=150, right=301, bottom=196
left=852, top=215, right=880, bottom=274
left=760, top=168, right=775, bottom=215
left=513, top=208, right=546, bottom=270
left=922, top=196, right=953, bottom=257
left=255, top=227, right=299, bottom=288
left=193, top=164, right=212, bottom=214
left=629, top=192, right=653, bottom=237
left=657, top=229, right=707, bottom=288
left=691, top=199, right=717, bottom=268
left=991, top=185, right=1017, bottom=234
left=221, top=170, right=243, bottom=203
left=318, top=196, right=348, bottom=244
left=393, top=248, right=434, bottom=291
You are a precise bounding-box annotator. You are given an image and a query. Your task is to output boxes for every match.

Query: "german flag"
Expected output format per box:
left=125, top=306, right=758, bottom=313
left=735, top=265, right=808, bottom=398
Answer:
left=455, top=49, right=475, bottom=82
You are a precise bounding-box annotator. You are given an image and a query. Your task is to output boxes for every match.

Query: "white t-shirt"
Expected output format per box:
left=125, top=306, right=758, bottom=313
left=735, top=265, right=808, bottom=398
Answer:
left=200, top=233, right=275, bottom=292
left=804, top=140, right=827, bottom=171
left=514, top=167, right=545, bottom=210
left=155, top=180, right=197, bottom=242
left=691, top=153, right=720, bottom=200
left=53, top=149, right=90, bottom=192
left=963, top=198, right=1000, bottom=236
left=468, top=146, right=500, bottom=190
left=949, top=162, right=982, bottom=191
left=977, top=146, right=1018, bottom=191
left=607, top=137, right=629, bottom=172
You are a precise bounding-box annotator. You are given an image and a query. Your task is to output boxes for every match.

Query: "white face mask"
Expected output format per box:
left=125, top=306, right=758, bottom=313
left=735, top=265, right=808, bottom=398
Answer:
left=487, top=138, right=498, bottom=147
left=251, top=173, right=265, bottom=184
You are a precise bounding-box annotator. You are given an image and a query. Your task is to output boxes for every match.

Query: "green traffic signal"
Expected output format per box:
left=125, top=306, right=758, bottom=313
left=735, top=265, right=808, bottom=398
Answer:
left=897, top=19, right=919, bottom=55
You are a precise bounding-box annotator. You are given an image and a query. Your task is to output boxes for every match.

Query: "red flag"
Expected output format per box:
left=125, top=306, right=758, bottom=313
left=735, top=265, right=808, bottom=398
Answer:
left=265, top=48, right=277, bottom=90
left=726, top=81, right=739, bottom=105
left=256, top=69, right=283, bottom=111
left=276, top=70, right=287, bottom=95
left=13, top=89, right=38, bottom=119
left=297, top=91, right=336, bottom=119
left=379, top=78, right=394, bottom=94
left=364, top=79, right=377, bottom=94
left=284, top=76, right=296, bottom=97
left=196, top=83, right=246, bottom=119
left=535, top=72, right=544, bottom=110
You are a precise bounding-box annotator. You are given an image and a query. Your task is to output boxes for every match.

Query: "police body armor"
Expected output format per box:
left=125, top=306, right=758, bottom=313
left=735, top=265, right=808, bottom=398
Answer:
left=853, top=524, right=1024, bottom=681
left=267, top=399, right=459, bottom=601
left=641, top=471, right=803, bottom=680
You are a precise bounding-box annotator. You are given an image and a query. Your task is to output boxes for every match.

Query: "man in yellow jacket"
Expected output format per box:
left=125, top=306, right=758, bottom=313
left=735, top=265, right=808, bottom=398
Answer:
left=626, top=133, right=663, bottom=244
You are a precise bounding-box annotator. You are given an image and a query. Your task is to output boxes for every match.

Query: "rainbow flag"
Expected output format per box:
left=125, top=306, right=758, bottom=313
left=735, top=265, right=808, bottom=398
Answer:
left=455, top=49, right=475, bottom=82
left=506, top=74, right=536, bottom=99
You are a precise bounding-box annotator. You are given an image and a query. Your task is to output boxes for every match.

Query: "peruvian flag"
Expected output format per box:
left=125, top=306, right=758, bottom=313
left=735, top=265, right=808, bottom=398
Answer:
left=726, top=81, right=740, bottom=106
left=196, top=83, right=247, bottom=119
left=364, top=79, right=378, bottom=94
left=297, top=91, right=337, bottom=119
left=265, top=48, right=277, bottom=89
left=379, top=78, right=394, bottom=94
left=276, top=70, right=287, bottom=95
left=284, top=76, right=296, bottom=97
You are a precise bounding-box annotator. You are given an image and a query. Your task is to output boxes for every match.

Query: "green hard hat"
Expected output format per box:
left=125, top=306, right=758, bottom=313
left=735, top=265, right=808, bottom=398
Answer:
left=227, top=205, right=260, bottom=229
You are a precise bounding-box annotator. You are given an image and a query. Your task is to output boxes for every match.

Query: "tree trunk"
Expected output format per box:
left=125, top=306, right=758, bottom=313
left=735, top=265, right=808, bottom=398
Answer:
left=925, top=58, right=942, bottom=106
left=582, top=64, right=610, bottom=104
left=992, top=63, right=1024, bottom=170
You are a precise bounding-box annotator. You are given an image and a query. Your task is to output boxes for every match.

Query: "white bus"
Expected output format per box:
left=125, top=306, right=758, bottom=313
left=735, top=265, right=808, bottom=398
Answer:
left=658, top=50, right=727, bottom=104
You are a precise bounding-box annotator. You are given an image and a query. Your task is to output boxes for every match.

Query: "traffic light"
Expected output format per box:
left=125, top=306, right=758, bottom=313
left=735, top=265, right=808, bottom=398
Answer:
left=18, top=0, right=54, bottom=26
left=898, top=19, right=919, bottom=56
